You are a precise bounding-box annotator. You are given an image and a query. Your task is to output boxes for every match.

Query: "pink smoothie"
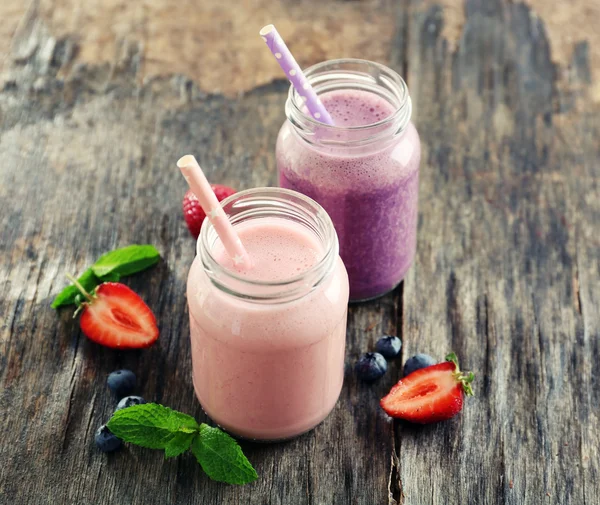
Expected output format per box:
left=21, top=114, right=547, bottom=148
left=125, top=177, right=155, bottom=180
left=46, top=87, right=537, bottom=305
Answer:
left=187, top=217, right=348, bottom=440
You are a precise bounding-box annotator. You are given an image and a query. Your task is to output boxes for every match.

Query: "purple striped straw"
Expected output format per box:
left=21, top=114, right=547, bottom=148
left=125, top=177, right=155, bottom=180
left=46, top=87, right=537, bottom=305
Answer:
left=259, top=24, right=335, bottom=126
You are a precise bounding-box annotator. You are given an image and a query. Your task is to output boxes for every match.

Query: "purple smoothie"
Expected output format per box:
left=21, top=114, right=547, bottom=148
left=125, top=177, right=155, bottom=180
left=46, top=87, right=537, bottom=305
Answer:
left=277, top=88, right=420, bottom=300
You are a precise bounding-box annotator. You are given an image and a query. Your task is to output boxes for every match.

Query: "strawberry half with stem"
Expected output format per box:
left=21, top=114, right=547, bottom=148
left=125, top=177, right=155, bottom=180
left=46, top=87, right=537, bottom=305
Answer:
left=67, top=274, right=159, bottom=349
left=380, top=353, right=474, bottom=424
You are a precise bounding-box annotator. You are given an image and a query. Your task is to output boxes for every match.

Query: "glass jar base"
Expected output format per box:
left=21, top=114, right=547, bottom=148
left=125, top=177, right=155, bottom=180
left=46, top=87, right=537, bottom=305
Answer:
left=219, top=418, right=328, bottom=444
left=196, top=403, right=336, bottom=443
left=193, top=380, right=341, bottom=442
left=348, top=262, right=413, bottom=303
left=349, top=279, right=402, bottom=303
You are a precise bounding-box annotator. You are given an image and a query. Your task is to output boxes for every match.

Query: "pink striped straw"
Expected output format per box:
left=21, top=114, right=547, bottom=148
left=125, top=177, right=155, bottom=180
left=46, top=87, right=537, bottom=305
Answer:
left=177, top=155, right=252, bottom=270
left=259, top=24, right=334, bottom=126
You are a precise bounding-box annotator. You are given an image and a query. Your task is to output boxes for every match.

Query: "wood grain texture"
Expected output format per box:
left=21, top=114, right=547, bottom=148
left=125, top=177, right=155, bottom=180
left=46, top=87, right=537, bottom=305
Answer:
left=395, top=0, right=600, bottom=503
left=1, top=0, right=397, bottom=96
left=422, top=0, right=600, bottom=102
left=0, top=0, right=599, bottom=504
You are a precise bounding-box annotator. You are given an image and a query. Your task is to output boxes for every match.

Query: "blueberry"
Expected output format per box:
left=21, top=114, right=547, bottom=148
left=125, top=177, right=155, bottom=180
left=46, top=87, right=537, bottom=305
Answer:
left=403, top=354, right=436, bottom=376
left=355, top=352, right=388, bottom=382
left=375, top=335, right=402, bottom=359
left=115, top=395, right=146, bottom=411
left=95, top=425, right=122, bottom=452
left=107, top=370, right=136, bottom=398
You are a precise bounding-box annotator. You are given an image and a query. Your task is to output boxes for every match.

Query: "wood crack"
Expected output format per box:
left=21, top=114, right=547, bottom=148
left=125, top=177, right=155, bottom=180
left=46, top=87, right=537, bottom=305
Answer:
left=483, top=291, right=509, bottom=503
left=580, top=426, right=588, bottom=505
left=482, top=293, right=491, bottom=397
left=70, top=327, right=82, bottom=372
left=499, top=431, right=507, bottom=504
left=81, top=391, right=98, bottom=456
left=389, top=283, right=404, bottom=505
left=388, top=1, right=411, bottom=502
left=531, top=294, right=546, bottom=384
left=574, top=250, right=582, bottom=316
left=401, top=1, right=411, bottom=84
left=306, top=451, right=314, bottom=505
left=61, top=358, right=84, bottom=454
left=389, top=422, right=404, bottom=505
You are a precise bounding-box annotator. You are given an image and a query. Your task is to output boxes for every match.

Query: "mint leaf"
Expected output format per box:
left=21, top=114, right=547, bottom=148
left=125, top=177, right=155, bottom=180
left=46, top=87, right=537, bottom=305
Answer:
left=191, top=424, right=258, bottom=485
left=107, top=403, right=198, bottom=453
left=52, top=268, right=110, bottom=308
left=164, top=431, right=196, bottom=459
left=107, top=404, right=258, bottom=485
left=92, top=245, right=160, bottom=278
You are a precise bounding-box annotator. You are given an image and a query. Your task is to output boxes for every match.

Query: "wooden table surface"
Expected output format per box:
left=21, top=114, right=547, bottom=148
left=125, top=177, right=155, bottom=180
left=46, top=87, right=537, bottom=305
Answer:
left=1, top=1, right=599, bottom=504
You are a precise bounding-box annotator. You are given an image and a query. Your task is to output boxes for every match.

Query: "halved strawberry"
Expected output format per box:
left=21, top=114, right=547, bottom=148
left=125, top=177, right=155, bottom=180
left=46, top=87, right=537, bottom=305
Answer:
left=380, top=353, right=474, bottom=424
left=76, top=282, right=159, bottom=349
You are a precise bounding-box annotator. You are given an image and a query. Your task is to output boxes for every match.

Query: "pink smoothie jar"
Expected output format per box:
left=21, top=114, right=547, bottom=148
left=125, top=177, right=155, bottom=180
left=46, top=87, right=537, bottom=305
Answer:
left=277, top=59, right=421, bottom=301
left=187, top=188, right=349, bottom=441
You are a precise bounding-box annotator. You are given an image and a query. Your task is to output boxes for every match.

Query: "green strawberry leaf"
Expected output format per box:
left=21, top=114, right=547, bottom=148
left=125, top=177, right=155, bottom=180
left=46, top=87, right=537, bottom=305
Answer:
left=51, top=268, right=118, bottom=309
left=446, top=352, right=475, bottom=396
left=92, top=244, right=160, bottom=278
left=191, top=424, right=258, bottom=485
left=107, top=403, right=199, bottom=452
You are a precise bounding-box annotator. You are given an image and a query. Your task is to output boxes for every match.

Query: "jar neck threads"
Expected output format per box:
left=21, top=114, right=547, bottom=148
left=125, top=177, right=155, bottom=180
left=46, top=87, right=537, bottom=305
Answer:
left=285, top=58, right=412, bottom=148
left=198, top=188, right=339, bottom=303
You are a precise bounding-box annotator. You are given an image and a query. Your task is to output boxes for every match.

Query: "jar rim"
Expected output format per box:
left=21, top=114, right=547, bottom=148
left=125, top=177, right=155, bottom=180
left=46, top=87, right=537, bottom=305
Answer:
left=286, top=58, right=411, bottom=135
left=197, top=187, right=339, bottom=300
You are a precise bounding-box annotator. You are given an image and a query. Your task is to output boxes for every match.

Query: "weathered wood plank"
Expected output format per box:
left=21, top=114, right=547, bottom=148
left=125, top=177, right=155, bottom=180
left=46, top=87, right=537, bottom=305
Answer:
left=394, top=0, right=600, bottom=504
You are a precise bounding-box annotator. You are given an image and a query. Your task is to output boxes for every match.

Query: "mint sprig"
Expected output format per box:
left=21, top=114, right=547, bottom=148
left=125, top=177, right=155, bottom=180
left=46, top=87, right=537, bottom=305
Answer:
left=52, top=245, right=160, bottom=309
left=192, top=424, right=259, bottom=485
left=107, top=404, right=258, bottom=485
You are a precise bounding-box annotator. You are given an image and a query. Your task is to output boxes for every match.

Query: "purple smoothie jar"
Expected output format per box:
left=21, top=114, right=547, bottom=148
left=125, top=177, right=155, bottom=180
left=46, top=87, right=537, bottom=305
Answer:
left=276, top=59, right=420, bottom=301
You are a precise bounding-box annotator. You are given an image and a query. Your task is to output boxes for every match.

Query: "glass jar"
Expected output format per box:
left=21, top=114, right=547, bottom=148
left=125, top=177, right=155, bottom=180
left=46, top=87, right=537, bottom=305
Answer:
left=277, top=59, right=420, bottom=301
left=187, top=188, right=349, bottom=441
